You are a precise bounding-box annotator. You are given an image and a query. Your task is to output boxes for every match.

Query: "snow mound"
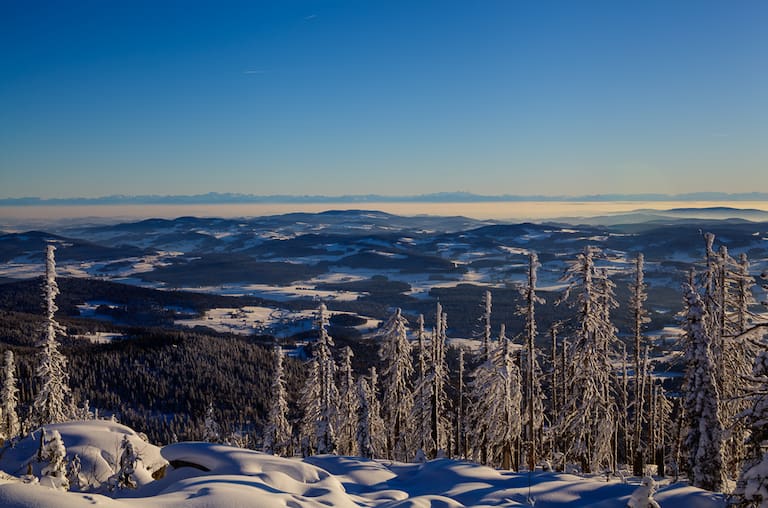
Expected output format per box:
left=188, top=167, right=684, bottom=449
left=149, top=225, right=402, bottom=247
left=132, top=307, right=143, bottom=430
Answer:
left=0, top=420, right=165, bottom=491
left=144, top=443, right=358, bottom=507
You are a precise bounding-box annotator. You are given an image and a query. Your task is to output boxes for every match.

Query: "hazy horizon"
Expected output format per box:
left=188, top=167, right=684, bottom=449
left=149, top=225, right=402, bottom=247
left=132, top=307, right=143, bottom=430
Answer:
left=2, top=200, right=768, bottom=229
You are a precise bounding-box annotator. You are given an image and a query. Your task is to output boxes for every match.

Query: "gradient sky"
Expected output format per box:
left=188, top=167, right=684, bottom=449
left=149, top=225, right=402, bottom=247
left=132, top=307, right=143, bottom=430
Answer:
left=1, top=0, right=766, bottom=199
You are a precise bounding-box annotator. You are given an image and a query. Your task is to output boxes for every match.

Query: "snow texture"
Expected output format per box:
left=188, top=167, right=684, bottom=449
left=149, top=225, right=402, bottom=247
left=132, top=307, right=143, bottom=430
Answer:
left=0, top=428, right=728, bottom=508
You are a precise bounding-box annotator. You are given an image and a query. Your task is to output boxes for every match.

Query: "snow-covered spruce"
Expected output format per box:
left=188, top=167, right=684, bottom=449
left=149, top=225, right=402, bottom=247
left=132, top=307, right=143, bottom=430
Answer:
left=431, top=303, right=451, bottom=457
left=109, top=434, right=138, bottom=490
left=378, top=308, right=414, bottom=461
left=520, top=251, right=545, bottom=471
left=730, top=351, right=768, bottom=507
left=557, top=246, right=618, bottom=473
left=262, top=342, right=292, bottom=456
left=630, top=253, right=651, bottom=476
left=40, top=428, right=68, bottom=491
left=681, top=274, right=725, bottom=492
left=469, top=324, right=522, bottom=470
left=411, top=313, right=434, bottom=457
left=202, top=401, right=221, bottom=443
left=31, top=245, right=73, bottom=427
left=355, top=366, right=386, bottom=460
left=336, top=346, right=359, bottom=456
left=1, top=350, right=20, bottom=441
left=299, top=303, right=338, bottom=456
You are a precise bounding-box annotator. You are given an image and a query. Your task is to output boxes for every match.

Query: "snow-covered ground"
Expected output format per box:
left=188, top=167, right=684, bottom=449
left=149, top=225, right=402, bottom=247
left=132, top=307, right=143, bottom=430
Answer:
left=0, top=421, right=726, bottom=508
left=175, top=306, right=381, bottom=338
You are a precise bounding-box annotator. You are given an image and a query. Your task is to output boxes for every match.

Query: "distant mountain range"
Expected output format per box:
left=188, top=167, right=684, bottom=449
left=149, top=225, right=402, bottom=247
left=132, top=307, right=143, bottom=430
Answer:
left=2, top=191, right=767, bottom=205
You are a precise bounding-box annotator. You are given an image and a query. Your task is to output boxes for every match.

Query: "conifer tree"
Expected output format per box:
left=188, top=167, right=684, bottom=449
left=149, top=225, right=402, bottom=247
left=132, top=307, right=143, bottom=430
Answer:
left=681, top=275, right=724, bottom=491
left=299, top=360, right=321, bottom=456
left=557, top=246, right=617, bottom=473
left=1, top=350, right=20, bottom=440
left=202, top=402, right=221, bottom=443
left=32, top=244, right=73, bottom=427
left=299, top=303, right=338, bottom=455
left=700, top=235, right=756, bottom=478
left=630, top=253, right=651, bottom=475
left=412, top=314, right=434, bottom=455
left=41, top=428, right=69, bottom=491
left=431, top=304, right=450, bottom=456
left=356, top=375, right=374, bottom=459
left=67, top=453, right=85, bottom=491
left=263, top=343, right=292, bottom=456
left=111, top=434, right=138, bottom=490
left=336, top=346, right=359, bottom=456
left=378, top=308, right=414, bottom=461
left=479, top=290, right=493, bottom=362
left=367, top=366, right=387, bottom=458
left=356, top=367, right=386, bottom=459
left=455, top=347, right=466, bottom=460
left=521, top=251, right=545, bottom=470
left=469, top=327, right=522, bottom=470
left=731, top=351, right=768, bottom=507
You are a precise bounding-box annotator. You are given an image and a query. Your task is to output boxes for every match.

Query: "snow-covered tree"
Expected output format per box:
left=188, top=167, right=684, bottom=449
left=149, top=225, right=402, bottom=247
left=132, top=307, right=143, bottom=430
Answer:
left=31, top=244, right=73, bottom=427
left=431, top=304, right=451, bottom=457
left=368, top=367, right=387, bottom=458
left=67, top=453, right=85, bottom=491
left=412, top=314, right=434, bottom=456
left=681, top=275, right=724, bottom=492
left=378, top=308, right=414, bottom=461
left=698, top=235, right=757, bottom=479
left=299, top=359, right=321, bottom=456
left=336, top=346, right=359, bottom=456
left=455, top=347, right=466, bottom=460
left=557, top=246, right=617, bottom=473
left=653, top=382, right=672, bottom=476
left=110, top=434, right=138, bottom=490
left=314, top=303, right=338, bottom=454
left=630, top=253, right=651, bottom=475
left=356, top=367, right=386, bottom=459
left=203, top=401, right=221, bottom=443
left=730, top=351, right=768, bottom=507
left=263, top=343, right=292, bottom=456
left=1, top=350, right=20, bottom=441
left=40, top=428, right=69, bottom=491
left=469, top=327, right=522, bottom=470
left=734, top=253, right=757, bottom=334
left=298, top=303, right=338, bottom=455
left=356, top=375, right=374, bottom=459
left=72, top=399, right=94, bottom=421
left=479, top=290, right=493, bottom=362
left=520, top=251, right=545, bottom=471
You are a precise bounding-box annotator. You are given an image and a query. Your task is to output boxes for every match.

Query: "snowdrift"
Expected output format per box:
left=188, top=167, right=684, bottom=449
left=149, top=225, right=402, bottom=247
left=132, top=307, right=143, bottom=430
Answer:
left=0, top=420, right=727, bottom=507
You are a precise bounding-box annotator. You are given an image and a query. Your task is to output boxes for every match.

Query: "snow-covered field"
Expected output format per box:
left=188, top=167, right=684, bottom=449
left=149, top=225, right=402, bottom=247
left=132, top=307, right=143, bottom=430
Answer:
left=0, top=421, right=726, bottom=508
left=176, top=306, right=381, bottom=338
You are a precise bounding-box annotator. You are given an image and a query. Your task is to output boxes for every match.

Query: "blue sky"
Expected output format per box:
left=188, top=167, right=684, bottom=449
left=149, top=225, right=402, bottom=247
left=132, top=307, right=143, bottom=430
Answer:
left=1, top=0, right=766, bottom=199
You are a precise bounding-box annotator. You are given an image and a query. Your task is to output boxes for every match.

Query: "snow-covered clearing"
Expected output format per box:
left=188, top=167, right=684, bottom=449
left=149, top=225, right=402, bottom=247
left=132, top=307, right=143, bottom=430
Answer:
left=0, top=421, right=726, bottom=508
left=176, top=306, right=381, bottom=337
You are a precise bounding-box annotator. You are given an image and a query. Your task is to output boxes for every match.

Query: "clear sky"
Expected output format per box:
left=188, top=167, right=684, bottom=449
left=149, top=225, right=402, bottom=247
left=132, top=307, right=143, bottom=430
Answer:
left=1, top=0, right=766, bottom=199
